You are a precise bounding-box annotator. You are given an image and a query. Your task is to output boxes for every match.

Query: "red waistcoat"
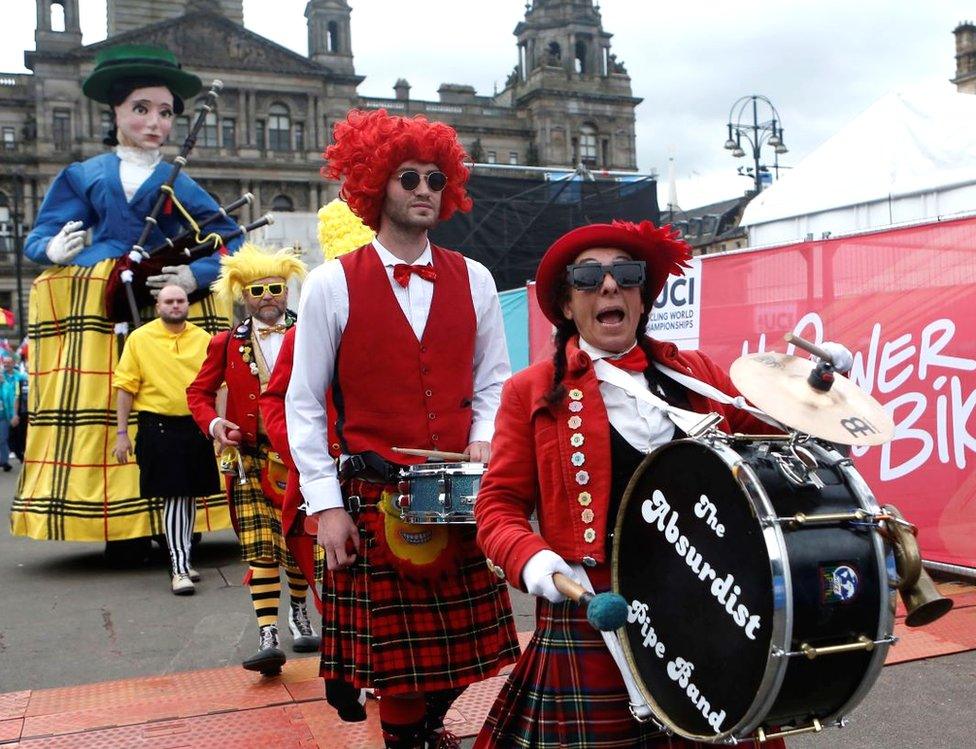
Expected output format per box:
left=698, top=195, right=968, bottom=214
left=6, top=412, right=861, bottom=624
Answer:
left=335, top=244, right=476, bottom=462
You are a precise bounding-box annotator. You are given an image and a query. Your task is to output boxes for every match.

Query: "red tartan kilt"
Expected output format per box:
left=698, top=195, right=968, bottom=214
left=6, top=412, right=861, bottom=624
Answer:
left=320, top=479, right=520, bottom=695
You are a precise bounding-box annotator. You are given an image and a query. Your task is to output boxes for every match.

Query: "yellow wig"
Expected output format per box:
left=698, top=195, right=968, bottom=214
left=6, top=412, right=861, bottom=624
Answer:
left=317, top=199, right=375, bottom=260
left=211, top=243, right=307, bottom=304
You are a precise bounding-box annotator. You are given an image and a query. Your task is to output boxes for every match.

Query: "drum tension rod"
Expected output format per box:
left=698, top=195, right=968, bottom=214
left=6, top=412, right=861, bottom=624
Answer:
left=757, top=718, right=823, bottom=742
left=774, top=634, right=897, bottom=660
left=766, top=509, right=871, bottom=528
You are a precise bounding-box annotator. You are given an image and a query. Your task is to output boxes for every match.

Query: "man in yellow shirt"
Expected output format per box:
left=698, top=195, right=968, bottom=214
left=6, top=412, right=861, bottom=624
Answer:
left=114, top=285, right=219, bottom=595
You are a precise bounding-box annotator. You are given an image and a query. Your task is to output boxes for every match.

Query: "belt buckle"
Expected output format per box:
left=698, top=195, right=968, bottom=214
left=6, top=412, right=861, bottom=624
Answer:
left=346, top=494, right=362, bottom=514
left=348, top=454, right=366, bottom=475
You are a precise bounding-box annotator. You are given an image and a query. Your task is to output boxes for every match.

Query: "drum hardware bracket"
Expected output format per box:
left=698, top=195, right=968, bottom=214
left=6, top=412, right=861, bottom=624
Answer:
left=767, top=509, right=871, bottom=528
left=685, top=412, right=724, bottom=438
left=757, top=717, right=823, bottom=742
left=774, top=634, right=896, bottom=660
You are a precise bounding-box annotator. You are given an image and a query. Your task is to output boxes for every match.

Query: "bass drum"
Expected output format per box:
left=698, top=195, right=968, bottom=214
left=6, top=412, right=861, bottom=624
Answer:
left=612, top=438, right=895, bottom=743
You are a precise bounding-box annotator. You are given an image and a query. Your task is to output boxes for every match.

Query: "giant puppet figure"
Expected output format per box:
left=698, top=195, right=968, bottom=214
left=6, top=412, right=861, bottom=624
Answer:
left=187, top=244, right=320, bottom=676
left=9, top=45, right=242, bottom=561
left=286, top=109, right=520, bottom=748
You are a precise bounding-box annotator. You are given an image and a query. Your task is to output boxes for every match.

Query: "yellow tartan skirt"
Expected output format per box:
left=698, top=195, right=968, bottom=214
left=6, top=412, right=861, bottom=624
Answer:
left=9, top=259, right=233, bottom=542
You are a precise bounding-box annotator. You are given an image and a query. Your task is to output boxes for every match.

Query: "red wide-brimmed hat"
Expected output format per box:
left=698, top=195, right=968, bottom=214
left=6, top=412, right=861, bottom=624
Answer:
left=534, top=220, right=693, bottom=325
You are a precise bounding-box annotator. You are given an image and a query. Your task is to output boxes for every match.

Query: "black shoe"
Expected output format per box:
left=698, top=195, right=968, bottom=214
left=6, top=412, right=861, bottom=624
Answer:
left=288, top=600, right=321, bottom=653
left=2, top=464, right=11, bottom=472
left=242, top=624, right=286, bottom=676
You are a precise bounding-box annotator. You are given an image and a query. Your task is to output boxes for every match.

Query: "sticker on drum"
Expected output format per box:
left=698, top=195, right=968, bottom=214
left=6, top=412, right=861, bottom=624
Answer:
left=613, top=440, right=776, bottom=739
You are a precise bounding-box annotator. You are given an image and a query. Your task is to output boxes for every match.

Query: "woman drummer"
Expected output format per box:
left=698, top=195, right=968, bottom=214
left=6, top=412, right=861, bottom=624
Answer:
left=473, top=220, right=780, bottom=748
left=10, top=44, right=241, bottom=559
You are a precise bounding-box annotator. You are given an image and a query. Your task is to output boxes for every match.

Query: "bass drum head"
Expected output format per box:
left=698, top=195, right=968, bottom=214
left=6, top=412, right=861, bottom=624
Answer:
left=613, top=439, right=780, bottom=741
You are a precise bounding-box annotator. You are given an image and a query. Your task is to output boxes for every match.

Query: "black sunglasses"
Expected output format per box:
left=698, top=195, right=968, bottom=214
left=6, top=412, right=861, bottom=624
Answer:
left=246, top=282, right=286, bottom=298
left=396, top=170, right=448, bottom=192
left=566, top=261, right=646, bottom=291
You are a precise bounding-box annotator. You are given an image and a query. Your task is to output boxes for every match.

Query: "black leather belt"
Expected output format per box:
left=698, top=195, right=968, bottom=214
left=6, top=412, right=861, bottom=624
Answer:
left=338, top=451, right=405, bottom=484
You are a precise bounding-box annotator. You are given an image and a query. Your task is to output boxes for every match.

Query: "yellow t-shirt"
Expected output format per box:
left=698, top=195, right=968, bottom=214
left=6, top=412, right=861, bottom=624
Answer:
left=114, top=318, right=212, bottom=416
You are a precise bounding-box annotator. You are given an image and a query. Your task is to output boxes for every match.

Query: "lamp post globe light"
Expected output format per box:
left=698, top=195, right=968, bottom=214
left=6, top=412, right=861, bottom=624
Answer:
left=723, top=95, right=788, bottom=193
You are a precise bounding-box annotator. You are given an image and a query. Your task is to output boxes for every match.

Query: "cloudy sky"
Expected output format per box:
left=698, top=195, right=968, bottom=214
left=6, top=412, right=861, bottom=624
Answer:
left=2, top=0, right=973, bottom=207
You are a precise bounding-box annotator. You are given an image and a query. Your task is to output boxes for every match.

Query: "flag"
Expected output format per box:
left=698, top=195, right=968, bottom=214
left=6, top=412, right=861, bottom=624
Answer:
left=1, top=308, right=15, bottom=327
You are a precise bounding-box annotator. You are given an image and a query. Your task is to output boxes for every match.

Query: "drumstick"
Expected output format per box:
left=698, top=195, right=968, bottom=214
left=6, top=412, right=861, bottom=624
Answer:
left=392, top=447, right=468, bottom=462
left=784, top=333, right=834, bottom=364
left=553, top=572, right=629, bottom=632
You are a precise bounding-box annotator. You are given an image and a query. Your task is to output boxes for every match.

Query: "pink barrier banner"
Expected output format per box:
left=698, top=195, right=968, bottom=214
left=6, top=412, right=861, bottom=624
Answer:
left=527, top=216, right=976, bottom=570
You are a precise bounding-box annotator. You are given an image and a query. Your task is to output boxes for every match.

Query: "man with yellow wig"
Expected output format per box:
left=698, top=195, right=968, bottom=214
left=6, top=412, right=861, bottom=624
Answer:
left=187, top=243, right=316, bottom=676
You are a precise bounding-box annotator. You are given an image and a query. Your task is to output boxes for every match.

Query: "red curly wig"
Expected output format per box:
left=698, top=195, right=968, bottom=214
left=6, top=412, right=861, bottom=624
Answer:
left=322, top=109, right=473, bottom=231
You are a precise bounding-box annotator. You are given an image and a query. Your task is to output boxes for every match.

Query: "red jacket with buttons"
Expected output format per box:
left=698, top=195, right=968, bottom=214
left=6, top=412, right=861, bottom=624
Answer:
left=187, top=316, right=284, bottom=448
left=475, top=335, right=771, bottom=591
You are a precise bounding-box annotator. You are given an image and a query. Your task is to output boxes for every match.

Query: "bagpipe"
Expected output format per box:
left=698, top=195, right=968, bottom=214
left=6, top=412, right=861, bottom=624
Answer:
left=104, top=80, right=273, bottom=326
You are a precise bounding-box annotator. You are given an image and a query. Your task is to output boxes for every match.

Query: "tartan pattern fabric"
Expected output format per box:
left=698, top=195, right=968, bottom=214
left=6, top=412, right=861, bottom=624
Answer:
left=231, top=448, right=323, bottom=582
left=10, top=260, right=231, bottom=541
left=320, top=478, right=520, bottom=696
left=474, top=594, right=714, bottom=749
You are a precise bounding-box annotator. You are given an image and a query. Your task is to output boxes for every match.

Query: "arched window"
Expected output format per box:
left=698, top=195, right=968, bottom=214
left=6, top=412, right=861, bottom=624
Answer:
left=575, top=40, right=587, bottom=74
left=268, top=104, right=291, bottom=152
left=579, top=124, right=597, bottom=165
left=327, top=21, right=340, bottom=53
left=271, top=194, right=294, bottom=212
left=50, top=1, right=66, bottom=32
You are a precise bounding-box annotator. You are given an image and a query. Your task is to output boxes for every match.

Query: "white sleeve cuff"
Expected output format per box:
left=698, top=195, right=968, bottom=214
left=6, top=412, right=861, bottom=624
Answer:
left=301, top=476, right=345, bottom=514
left=208, top=416, right=222, bottom=438
left=468, top=418, right=495, bottom=445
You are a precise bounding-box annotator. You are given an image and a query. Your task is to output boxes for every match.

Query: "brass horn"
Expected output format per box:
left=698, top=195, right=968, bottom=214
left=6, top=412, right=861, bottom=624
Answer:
left=883, top=505, right=953, bottom=628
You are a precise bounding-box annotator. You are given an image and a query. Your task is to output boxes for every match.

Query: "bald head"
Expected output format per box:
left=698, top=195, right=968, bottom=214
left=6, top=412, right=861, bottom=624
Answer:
left=156, top=284, right=189, bottom=325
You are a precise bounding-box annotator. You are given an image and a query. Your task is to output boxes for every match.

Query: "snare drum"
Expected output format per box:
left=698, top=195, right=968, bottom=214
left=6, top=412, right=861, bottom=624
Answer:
left=613, top=437, right=895, bottom=744
left=395, top=462, right=485, bottom=524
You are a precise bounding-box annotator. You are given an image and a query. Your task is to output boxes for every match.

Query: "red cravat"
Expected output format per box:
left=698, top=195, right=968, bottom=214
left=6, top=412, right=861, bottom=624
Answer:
left=606, top=346, right=648, bottom=372
left=393, top=263, right=438, bottom=287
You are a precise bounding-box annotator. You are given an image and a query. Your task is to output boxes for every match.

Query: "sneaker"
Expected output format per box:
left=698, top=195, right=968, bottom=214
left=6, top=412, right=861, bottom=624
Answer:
left=288, top=600, right=321, bottom=652
left=242, top=624, right=286, bottom=676
left=187, top=567, right=201, bottom=582
left=2, top=464, right=11, bottom=472
left=171, top=573, right=195, bottom=596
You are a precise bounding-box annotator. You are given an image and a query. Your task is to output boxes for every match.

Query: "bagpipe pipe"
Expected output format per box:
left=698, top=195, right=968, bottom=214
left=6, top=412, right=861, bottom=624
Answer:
left=103, top=79, right=273, bottom=326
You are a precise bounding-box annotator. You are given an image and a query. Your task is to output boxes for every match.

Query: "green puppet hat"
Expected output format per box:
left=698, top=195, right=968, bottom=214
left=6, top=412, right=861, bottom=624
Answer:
left=82, top=44, right=202, bottom=104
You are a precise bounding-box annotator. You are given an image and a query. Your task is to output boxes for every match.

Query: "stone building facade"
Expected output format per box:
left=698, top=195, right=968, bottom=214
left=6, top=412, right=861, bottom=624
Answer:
left=0, top=0, right=642, bottom=334
left=953, top=21, right=976, bottom=94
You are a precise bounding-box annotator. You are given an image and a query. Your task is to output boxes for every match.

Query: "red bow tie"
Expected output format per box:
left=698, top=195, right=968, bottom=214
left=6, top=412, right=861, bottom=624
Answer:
left=606, top=346, right=648, bottom=373
left=393, top=263, right=437, bottom=287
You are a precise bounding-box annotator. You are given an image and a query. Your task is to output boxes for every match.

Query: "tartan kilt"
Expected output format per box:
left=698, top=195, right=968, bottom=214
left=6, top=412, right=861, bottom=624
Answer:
left=230, top=448, right=323, bottom=581
left=10, top=260, right=232, bottom=542
left=475, top=566, right=714, bottom=749
left=320, top=478, right=520, bottom=695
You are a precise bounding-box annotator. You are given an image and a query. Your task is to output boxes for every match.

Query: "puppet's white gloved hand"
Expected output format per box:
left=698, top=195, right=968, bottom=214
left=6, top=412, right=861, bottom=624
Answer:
left=45, top=220, right=86, bottom=264
left=818, top=341, right=854, bottom=375
left=146, top=264, right=198, bottom=296
left=522, top=549, right=577, bottom=604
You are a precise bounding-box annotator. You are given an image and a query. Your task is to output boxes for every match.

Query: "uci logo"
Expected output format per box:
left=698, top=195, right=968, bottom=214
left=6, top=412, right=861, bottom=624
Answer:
left=654, top=277, right=695, bottom=309
left=840, top=417, right=879, bottom=438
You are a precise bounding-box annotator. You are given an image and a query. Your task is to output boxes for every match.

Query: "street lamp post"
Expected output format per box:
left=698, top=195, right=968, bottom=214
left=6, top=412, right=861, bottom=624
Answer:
left=723, top=95, right=788, bottom=194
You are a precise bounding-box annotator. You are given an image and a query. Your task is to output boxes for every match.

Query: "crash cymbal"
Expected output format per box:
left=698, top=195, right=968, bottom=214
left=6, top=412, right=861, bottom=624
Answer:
left=730, top=352, right=895, bottom=446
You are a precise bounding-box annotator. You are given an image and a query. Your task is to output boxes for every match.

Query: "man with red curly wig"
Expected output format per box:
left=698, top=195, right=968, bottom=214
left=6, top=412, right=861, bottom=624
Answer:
left=286, top=109, right=519, bottom=748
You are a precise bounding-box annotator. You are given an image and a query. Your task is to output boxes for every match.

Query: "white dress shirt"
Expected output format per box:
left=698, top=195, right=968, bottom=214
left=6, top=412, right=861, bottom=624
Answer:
left=253, top=317, right=285, bottom=372
left=115, top=146, right=161, bottom=201
left=286, top=239, right=511, bottom=513
left=580, top=339, right=675, bottom=453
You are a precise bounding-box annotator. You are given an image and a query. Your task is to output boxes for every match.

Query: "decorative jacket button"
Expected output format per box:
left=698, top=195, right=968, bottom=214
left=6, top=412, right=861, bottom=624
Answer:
left=569, top=389, right=583, bottom=401
left=425, top=389, right=432, bottom=397
left=570, top=433, right=584, bottom=447
left=494, top=565, right=505, bottom=580
left=567, top=415, right=582, bottom=429
left=428, top=413, right=436, bottom=420
left=581, top=508, right=594, bottom=524
left=577, top=491, right=592, bottom=506
left=582, top=556, right=597, bottom=567
left=248, top=394, right=256, bottom=400
left=571, top=451, right=585, bottom=467
left=583, top=528, right=597, bottom=543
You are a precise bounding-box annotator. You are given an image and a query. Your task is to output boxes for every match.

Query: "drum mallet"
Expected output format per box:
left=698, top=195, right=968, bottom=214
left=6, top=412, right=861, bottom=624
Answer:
left=552, top=572, right=629, bottom=632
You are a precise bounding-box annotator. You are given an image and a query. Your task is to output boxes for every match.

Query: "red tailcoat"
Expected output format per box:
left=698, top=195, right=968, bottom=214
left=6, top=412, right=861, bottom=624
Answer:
left=187, top=318, right=273, bottom=448
left=475, top=335, right=771, bottom=590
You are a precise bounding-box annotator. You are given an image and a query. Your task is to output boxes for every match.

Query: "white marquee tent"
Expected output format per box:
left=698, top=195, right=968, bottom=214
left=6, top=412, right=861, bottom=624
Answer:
left=741, top=85, right=976, bottom=246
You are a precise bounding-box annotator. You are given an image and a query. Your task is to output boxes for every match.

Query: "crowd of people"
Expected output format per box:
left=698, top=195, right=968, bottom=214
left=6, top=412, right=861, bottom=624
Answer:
left=9, top=44, right=804, bottom=749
